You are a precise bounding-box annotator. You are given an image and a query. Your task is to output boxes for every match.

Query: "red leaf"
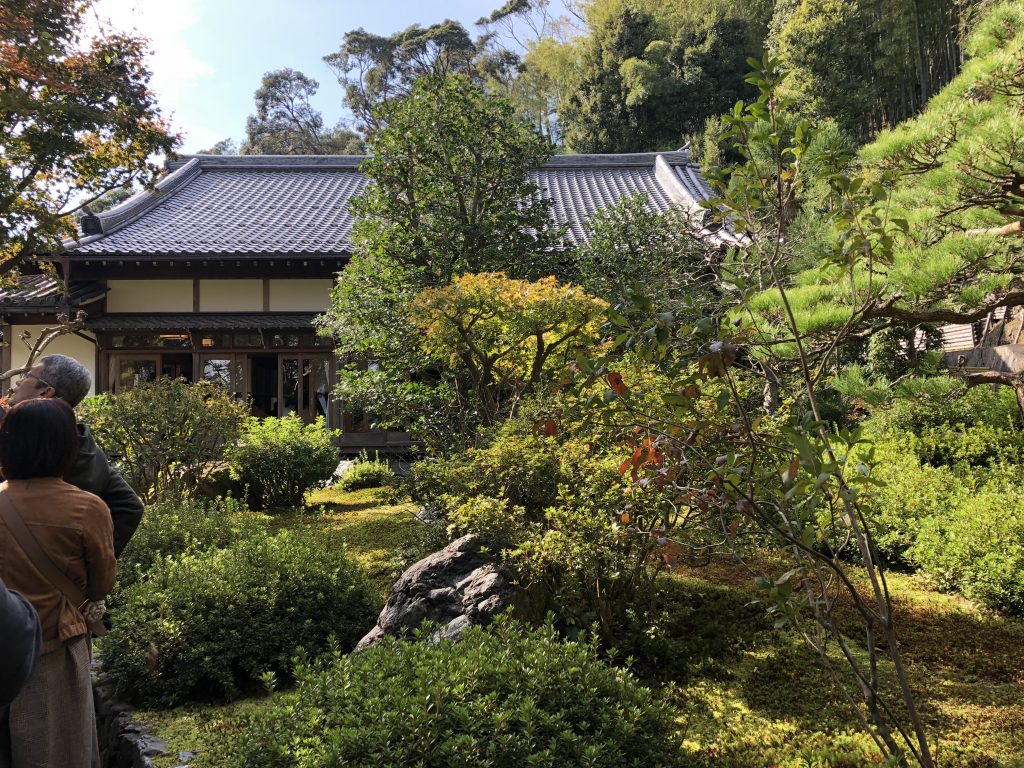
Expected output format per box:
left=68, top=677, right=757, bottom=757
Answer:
left=607, top=371, right=628, bottom=396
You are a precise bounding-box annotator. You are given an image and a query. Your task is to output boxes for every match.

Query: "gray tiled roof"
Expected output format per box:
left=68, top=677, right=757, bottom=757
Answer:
left=535, top=166, right=673, bottom=245
left=0, top=275, right=106, bottom=312
left=85, top=313, right=318, bottom=331
left=69, top=152, right=714, bottom=259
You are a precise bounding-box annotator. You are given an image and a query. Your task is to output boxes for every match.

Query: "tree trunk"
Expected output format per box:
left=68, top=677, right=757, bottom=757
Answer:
left=1014, top=384, right=1024, bottom=423
left=762, top=363, right=781, bottom=415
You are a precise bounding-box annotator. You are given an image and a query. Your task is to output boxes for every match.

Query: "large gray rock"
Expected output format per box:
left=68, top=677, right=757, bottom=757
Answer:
left=357, top=534, right=517, bottom=649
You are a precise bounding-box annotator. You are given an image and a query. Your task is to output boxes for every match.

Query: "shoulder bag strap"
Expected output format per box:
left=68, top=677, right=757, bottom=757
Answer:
left=0, top=490, right=106, bottom=636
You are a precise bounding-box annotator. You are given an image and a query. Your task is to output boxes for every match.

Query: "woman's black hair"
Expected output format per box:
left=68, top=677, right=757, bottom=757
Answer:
left=0, top=399, right=79, bottom=480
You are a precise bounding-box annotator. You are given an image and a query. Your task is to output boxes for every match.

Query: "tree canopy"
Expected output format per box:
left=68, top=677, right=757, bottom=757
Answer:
left=318, top=74, right=560, bottom=443
left=0, top=0, right=177, bottom=276
left=241, top=68, right=363, bottom=155
left=411, top=272, right=607, bottom=426
left=560, top=0, right=769, bottom=152
left=746, top=2, right=1024, bottom=340
left=769, top=0, right=980, bottom=141
left=324, top=21, right=481, bottom=136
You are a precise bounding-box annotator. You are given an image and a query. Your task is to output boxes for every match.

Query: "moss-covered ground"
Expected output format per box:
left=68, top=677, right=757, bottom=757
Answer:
left=133, top=488, right=1024, bottom=768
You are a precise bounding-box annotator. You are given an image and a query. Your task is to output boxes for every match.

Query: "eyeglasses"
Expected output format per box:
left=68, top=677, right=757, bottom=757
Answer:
left=18, top=372, right=53, bottom=390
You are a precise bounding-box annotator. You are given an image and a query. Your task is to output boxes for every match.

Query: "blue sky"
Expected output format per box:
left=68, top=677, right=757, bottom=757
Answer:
left=91, top=0, right=560, bottom=153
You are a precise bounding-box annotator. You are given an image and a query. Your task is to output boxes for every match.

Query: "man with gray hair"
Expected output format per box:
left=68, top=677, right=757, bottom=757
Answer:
left=4, top=354, right=143, bottom=556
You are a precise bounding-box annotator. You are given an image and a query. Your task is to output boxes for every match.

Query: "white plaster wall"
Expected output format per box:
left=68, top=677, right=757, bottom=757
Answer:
left=106, top=280, right=193, bottom=312
left=8, top=326, right=98, bottom=394
left=268, top=279, right=332, bottom=312
left=200, top=280, right=262, bottom=311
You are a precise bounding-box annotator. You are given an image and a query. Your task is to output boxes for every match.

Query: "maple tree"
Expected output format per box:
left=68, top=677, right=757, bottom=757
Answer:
left=0, top=0, right=177, bottom=277
left=411, top=272, right=607, bottom=426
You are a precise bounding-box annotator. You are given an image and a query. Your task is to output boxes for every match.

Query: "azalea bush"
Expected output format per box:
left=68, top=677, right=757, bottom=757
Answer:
left=100, top=531, right=377, bottom=707
left=220, top=618, right=686, bottom=768
left=115, top=495, right=269, bottom=590
left=912, top=478, right=1024, bottom=615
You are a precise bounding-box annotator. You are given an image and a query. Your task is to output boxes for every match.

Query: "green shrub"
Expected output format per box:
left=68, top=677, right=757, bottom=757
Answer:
left=910, top=422, right=1024, bottom=470
left=77, top=379, right=248, bottom=502
left=116, top=496, right=269, bottom=590
left=100, top=532, right=377, bottom=706
left=912, top=480, right=1024, bottom=615
left=857, top=438, right=970, bottom=565
left=516, top=440, right=667, bottom=643
left=227, top=416, right=339, bottom=510
left=408, top=423, right=561, bottom=518
left=445, top=494, right=528, bottom=546
left=336, top=452, right=394, bottom=491
left=866, top=384, right=1020, bottom=435
left=410, top=422, right=667, bottom=648
left=221, top=618, right=686, bottom=768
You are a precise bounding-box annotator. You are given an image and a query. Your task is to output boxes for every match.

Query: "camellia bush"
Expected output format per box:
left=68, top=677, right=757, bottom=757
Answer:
left=226, top=416, right=339, bottom=510
left=77, top=379, right=248, bottom=502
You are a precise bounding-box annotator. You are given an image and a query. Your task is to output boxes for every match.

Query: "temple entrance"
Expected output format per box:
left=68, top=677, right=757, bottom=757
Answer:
left=249, top=355, right=277, bottom=418
left=246, top=354, right=331, bottom=423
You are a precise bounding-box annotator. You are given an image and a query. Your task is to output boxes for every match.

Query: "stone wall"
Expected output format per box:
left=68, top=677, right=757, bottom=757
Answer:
left=92, top=655, right=179, bottom=768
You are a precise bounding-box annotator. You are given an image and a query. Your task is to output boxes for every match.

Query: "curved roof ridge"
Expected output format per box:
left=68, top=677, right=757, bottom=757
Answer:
left=543, top=150, right=692, bottom=168
left=163, top=149, right=696, bottom=172
left=91, top=158, right=202, bottom=238
left=167, top=155, right=366, bottom=172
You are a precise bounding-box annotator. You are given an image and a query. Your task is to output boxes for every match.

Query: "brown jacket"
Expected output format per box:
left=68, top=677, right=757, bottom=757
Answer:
left=0, top=478, right=116, bottom=654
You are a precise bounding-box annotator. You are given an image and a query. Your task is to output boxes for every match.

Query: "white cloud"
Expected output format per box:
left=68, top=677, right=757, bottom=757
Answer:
left=88, top=0, right=215, bottom=148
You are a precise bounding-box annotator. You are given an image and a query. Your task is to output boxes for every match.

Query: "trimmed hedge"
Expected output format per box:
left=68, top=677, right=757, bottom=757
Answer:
left=100, top=532, right=377, bottom=706
left=912, top=480, right=1024, bottom=615
left=221, top=618, right=687, bottom=768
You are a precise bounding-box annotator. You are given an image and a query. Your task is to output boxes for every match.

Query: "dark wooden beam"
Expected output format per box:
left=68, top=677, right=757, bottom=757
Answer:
left=65, top=260, right=342, bottom=280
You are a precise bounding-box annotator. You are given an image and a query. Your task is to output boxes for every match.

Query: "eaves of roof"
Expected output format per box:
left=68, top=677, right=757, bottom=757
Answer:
left=85, top=312, right=318, bottom=331
left=0, top=275, right=106, bottom=313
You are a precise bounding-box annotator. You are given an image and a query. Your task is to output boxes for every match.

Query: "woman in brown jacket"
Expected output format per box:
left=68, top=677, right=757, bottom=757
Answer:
left=0, top=398, right=116, bottom=768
